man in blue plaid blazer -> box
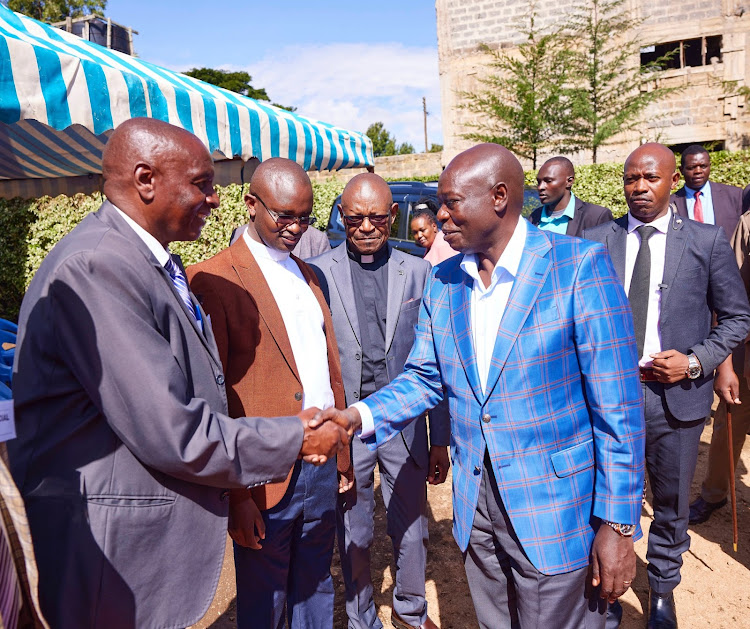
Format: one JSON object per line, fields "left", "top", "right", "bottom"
{"left": 314, "top": 144, "right": 646, "bottom": 629}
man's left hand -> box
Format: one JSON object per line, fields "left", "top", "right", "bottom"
{"left": 589, "top": 524, "right": 636, "bottom": 603}
{"left": 650, "top": 349, "right": 690, "bottom": 383}
{"left": 427, "top": 446, "right": 449, "bottom": 485}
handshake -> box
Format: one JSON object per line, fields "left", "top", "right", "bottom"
{"left": 297, "top": 406, "right": 364, "bottom": 465}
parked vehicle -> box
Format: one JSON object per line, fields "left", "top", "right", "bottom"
{"left": 325, "top": 180, "right": 540, "bottom": 256}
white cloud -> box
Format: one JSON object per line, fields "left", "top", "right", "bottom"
{"left": 241, "top": 43, "right": 443, "bottom": 150}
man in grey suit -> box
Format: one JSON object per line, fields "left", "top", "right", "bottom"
{"left": 7, "top": 118, "right": 347, "bottom": 629}
{"left": 309, "top": 174, "right": 450, "bottom": 629}
{"left": 584, "top": 143, "right": 750, "bottom": 629}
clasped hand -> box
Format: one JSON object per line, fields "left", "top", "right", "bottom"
{"left": 298, "top": 406, "right": 362, "bottom": 466}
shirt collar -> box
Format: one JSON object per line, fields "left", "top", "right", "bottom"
{"left": 346, "top": 242, "right": 389, "bottom": 265}
{"left": 460, "top": 215, "right": 527, "bottom": 288}
{"left": 112, "top": 204, "right": 171, "bottom": 266}
{"left": 540, "top": 193, "right": 576, "bottom": 223}
{"left": 627, "top": 207, "right": 672, "bottom": 235}
{"left": 243, "top": 227, "right": 290, "bottom": 262}
{"left": 684, "top": 181, "right": 711, "bottom": 199}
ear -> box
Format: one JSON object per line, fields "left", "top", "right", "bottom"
{"left": 133, "top": 162, "right": 156, "bottom": 202}
{"left": 566, "top": 175, "right": 574, "bottom": 190}
{"left": 244, "top": 193, "right": 257, "bottom": 220}
{"left": 492, "top": 182, "right": 508, "bottom": 213}
{"left": 671, "top": 170, "right": 680, "bottom": 191}
{"left": 389, "top": 202, "right": 399, "bottom": 219}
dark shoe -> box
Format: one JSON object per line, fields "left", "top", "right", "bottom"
{"left": 391, "top": 610, "right": 439, "bottom": 629}
{"left": 648, "top": 589, "right": 678, "bottom": 629}
{"left": 688, "top": 496, "right": 727, "bottom": 524}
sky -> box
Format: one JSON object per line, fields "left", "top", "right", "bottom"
{"left": 105, "top": 1, "right": 444, "bottom": 149}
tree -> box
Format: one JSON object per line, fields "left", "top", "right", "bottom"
{"left": 365, "top": 122, "right": 414, "bottom": 157}
{"left": 564, "top": 0, "right": 680, "bottom": 163}
{"left": 459, "top": 4, "right": 579, "bottom": 169}
{"left": 184, "top": 67, "right": 296, "bottom": 112}
{"left": 428, "top": 143, "right": 443, "bottom": 153}
{"left": 8, "top": 0, "right": 105, "bottom": 22}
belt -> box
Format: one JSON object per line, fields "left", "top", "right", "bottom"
{"left": 639, "top": 367, "right": 659, "bottom": 382}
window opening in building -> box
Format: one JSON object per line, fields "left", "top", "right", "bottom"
{"left": 640, "top": 35, "right": 722, "bottom": 70}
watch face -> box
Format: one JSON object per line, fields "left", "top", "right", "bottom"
{"left": 688, "top": 365, "right": 701, "bottom": 379}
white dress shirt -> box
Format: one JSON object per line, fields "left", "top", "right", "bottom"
{"left": 624, "top": 209, "right": 672, "bottom": 366}
{"left": 113, "top": 205, "right": 171, "bottom": 266}
{"left": 243, "top": 230, "right": 335, "bottom": 411}
{"left": 357, "top": 216, "right": 527, "bottom": 438}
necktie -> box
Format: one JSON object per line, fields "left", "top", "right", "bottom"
{"left": 628, "top": 225, "right": 657, "bottom": 362}
{"left": 693, "top": 190, "right": 704, "bottom": 223}
{"left": 165, "top": 256, "right": 198, "bottom": 324}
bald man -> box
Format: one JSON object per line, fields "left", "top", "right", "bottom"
{"left": 315, "top": 145, "right": 646, "bottom": 629}
{"left": 187, "top": 158, "right": 351, "bottom": 629}
{"left": 529, "top": 156, "right": 613, "bottom": 237}
{"left": 7, "top": 119, "right": 347, "bottom": 629}
{"left": 585, "top": 143, "right": 750, "bottom": 629}
{"left": 308, "top": 174, "right": 449, "bottom": 629}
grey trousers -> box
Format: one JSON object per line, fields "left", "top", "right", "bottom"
{"left": 337, "top": 435, "right": 429, "bottom": 629}
{"left": 463, "top": 457, "right": 607, "bottom": 629}
{"left": 643, "top": 382, "right": 704, "bottom": 594}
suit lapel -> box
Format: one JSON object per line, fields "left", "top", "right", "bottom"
{"left": 329, "top": 243, "right": 362, "bottom": 347}
{"left": 566, "top": 197, "right": 584, "bottom": 236}
{"left": 449, "top": 268, "right": 483, "bottom": 402}
{"left": 607, "top": 216, "right": 629, "bottom": 284}
{"left": 385, "top": 248, "right": 407, "bottom": 353}
{"left": 230, "top": 240, "right": 301, "bottom": 384}
{"left": 659, "top": 211, "right": 688, "bottom": 321}
{"left": 171, "top": 254, "right": 222, "bottom": 366}
{"left": 97, "top": 202, "right": 222, "bottom": 368}
{"left": 672, "top": 189, "right": 688, "bottom": 219}
{"left": 483, "top": 227, "right": 551, "bottom": 400}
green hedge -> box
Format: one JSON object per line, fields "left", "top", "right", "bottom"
{"left": 2, "top": 149, "right": 750, "bottom": 320}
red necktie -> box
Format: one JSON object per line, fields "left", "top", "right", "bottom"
{"left": 693, "top": 190, "right": 704, "bottom": 223}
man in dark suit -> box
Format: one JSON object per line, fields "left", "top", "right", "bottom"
{"left": 7, "top": 119, "right": 347, "bottom": 629}
{"left": 187, "top": 158, "right": 350, "bottom": 629}
{"left": 529, "top": 156, "right": 613, "bottom": 237}
{"left": 584, "top": 143, "right": 750, "bottom": 629}
{"left": 309, "top": 174, "right": 450, "bottom": 629}
{"left": 671, "top": 144, "right": 744, "bottom": 241}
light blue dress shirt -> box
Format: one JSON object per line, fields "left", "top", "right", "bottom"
{"left": 684, "top": 182, "right": 714, "bottom": 225}
{"left": 538, "top": 193, "right": 576, "bottom": 234}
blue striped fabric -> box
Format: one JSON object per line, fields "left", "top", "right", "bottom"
{"left": 361, "top": 226, "right": 646, "bottom": 576}
{"left": 0, "top": 5, "right": 374, "bottom": 186}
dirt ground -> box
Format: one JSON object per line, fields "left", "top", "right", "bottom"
{"left": 192, "top": 416, "right": 750, "bottom": 629}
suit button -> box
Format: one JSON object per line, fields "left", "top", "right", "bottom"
{"left": 355, "top": 353, "right": 361, "bottom": 360}
{"left": 220, "top": 490, "right": 229, "bottom": 501}
{"left": 474, "top": 465, "right": 481, "bottom": 475}
{"left": 216, "top": 374, "right": 225, "bottom": 385}
{"left": 353, "top": 391, "right": 359, "bottom": 399}
{"left": 482, "top": 413, "right": 491, "bottom": 423}
{"left": 294, "top": 391, "right": 302, "bottom": 401}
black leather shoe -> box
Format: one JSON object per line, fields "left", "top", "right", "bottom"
{"left": 688, "top": 496, "right": 727, "bottom": 524}
{"left": 648, "top": 589, "right": 677, "bottom": 629}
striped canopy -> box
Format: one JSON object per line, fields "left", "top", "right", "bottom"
{"left": 0, "top": 5, "right": 373, "bottom": 197}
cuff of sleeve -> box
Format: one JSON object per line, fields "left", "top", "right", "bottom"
{"left": 352, "top": 401, "right": 375, "bottom": 439}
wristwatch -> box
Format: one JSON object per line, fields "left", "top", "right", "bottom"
{"left": 603, "top": 521, "right": 636, "bottom": 537}
{"left": 686, "top": 353, "right": 702, "bottom": 380}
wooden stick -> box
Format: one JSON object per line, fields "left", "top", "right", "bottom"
{"left": 727, "top": 406, "right": 738, "bottom": 552}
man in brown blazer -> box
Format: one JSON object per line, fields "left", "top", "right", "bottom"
{"left": 187, "top": 158, "right": 350, "bottom": 629}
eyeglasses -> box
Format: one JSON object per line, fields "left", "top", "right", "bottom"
{"left": 341, "top": 213, "right": 391, "bottom": 227}
{"left": 253, "top": 192, "right": 315, "bottom": 227}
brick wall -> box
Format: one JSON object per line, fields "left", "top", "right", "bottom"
{"left": 437, "top": 0, "right": 750, "bottom": 165}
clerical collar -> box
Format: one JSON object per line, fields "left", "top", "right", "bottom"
{"left": 346, "top": 243, "right": 389, "bottom": 265}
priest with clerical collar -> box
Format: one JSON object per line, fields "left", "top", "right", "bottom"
{"left": 309, "top": 174, "right": 449, "bottom": 629}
